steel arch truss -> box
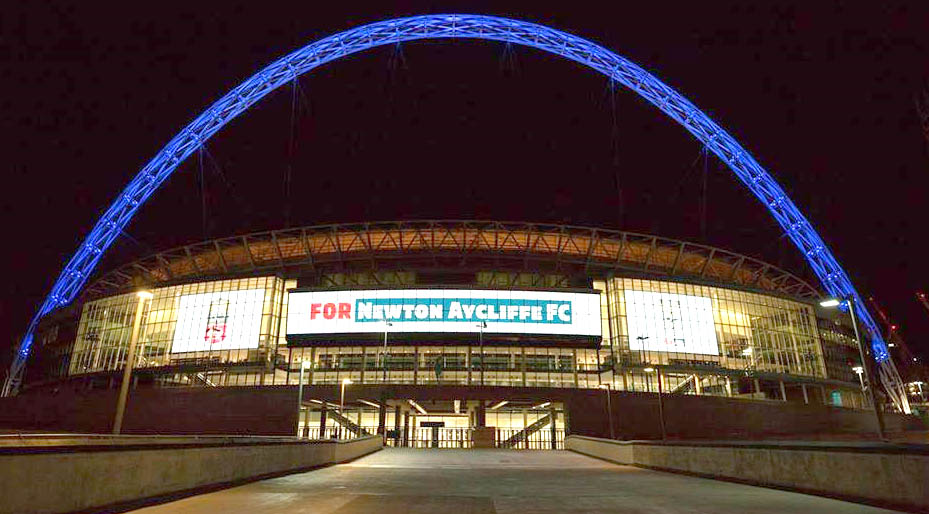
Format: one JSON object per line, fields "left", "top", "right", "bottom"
{"left": 4, "top": 15, "right": 907, "bottom": 410}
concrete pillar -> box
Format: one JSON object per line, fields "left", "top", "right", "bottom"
{"left": 319, "top": 405, "right": 327, "bottom": 438}
{"left": 467, "top": 346, "right": 472, "bottom": 385}
{"left": 413, "top": 346, "right": 419, "bottom": 385}
{"left": 393, "top": 405, "right": 401, "bottom": 446}
{"left": 523, "top": 409, "right": 529, "bottom": 449}
{"left": 377, "top": 398, "right": 387, "bottom": 436}
{"left": 725, "top": 376, "right": 732, "bottom": 397}
{"left": 403, "top": 411, "right": 410, "bottom": 447}
{"left": 550, "top": 408, "right": 558, "bottom": 449}
{"left": 753, "top": 378, "right": 761, "bottom": 398}
{"left": 801, "top": 383, "right": 809, "bottom": 404}
{"left": 302, "top": 407, "right": 310, "bottom": 438}
{"left": 573, "top": 348, "right": 579, "bottom": 387}
{"left": 694, "top": 374, "right": 702, "bottom": 395}
{"left": 360, "top": 346, "right": 366, "bottom": 384}
{"left": 779, "top": 381, "right": 787, "bottom": 402}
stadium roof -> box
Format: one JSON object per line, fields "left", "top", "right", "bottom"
{"left": 83, "top": 220, "right": 819, "bottom": 300}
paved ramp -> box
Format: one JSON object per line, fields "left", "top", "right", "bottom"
{"left": 134, "top": 448, "right": 895, "bottom": 513}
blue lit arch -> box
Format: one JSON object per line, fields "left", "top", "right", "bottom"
{"left": 4, "top": 14, "right": 894, "bottom": 394}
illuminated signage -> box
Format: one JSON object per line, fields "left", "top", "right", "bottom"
{"left": 286, "top": 289, "right": 601, "bottom": 337}
{"left": 624, "top": 290, "right": 719, "bottom": 355}
{"left": 170, "top": 289, "right": 265, "bottom": 353}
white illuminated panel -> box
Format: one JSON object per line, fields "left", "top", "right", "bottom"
{"left": 286, "top": 289, "right": 601, "bottom": 337}
{"left": 170, "top": 289, "right": 265, "bottom": 353}
{"left": 624, "top": 290, "right": 719, "bottom": 355}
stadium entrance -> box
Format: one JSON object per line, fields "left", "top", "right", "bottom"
{"left": 297, "top": 398, "right": 566, "bottom": 449}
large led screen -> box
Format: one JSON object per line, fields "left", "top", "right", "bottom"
{"left": 287, "top": 289, "right": 601, "bottom": 338}
{"left": 170, "top": 289, "right": 265, "bottom": 353}
{"left": 624, "top": 290, "right": 719, "bottom": 355}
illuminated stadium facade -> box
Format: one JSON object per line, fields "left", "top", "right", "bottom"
{"left": 18, "top": 221, "right": 889, "bottom": 447}
{"left": 4, "top": 15, "right": 920, "bottom": 444}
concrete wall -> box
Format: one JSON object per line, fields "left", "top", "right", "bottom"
{"left": 566, "top": 389, "right": 924, "bottom": 440}
{"left": 566, "top": 434, "right": 929, "bottom": 511}
{"left": 0, "top": 434, "right": 381, "bottom": 514}
{"left": 0, "top": 385, "right": 298, "bottom": 435}
{"left": 1, "top": 384, "right": 922, "bottom": 440}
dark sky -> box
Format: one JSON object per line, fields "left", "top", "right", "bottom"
{"left": 2, "top": 2, "right": 929, "bottom": 374}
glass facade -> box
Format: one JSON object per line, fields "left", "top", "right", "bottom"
{"left": 59, "top": 273, "right": 863, "bottom": 406}
{"left": 69, "top": 277, "right": 286, "bottom": 386}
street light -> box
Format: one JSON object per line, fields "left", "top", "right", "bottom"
{"left": 340, "top": 378, "right": 353, "bottom": 415}
{"left": 382, "top": 321, "right": 393, "bottom": 383}
{"left": 477, "top": 321, "right": 487, "bottom": 386}
{"left": 112, "top": 290, "right": 152, "bottom": 435}
{"left": 297, "top": 360, "right": 309, "bottom": 437}
{"left": 820, "top": 297, "right": 886, "bottom": 440}
{"left": 598, "top": 383, "right": 615, "bottom": 439}
{"left": 852, "top": 366, "right": 865, "bottom": 390}
{"left": 643, "top": 366, "right": 666, "bottom": 440}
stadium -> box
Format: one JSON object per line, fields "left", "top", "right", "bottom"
{"left": 6, "top": 220, "right": 920, "bottom": 448}
{"left": 2, "top": 15, "right": 923, "bottom": 448}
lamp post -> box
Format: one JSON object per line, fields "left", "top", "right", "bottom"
{"left": 644, "top": 367, "right": 666, "bottom": 440}
{"left": 382, "top": 321, "right": 393, "bottom": 383}
{"left": 820, "top": 297, "right": 886, "bottom": 441}
{"left": 477, "top": 321, "right": 487, "bottom": 386}
{"left": 297, "top": 360, "right": 309, "bottom": 437}
{"left": 852, "top": 366, "right": 866, "bottom": 392}
{"left": 112, "top": 290, "right": 152, "bottom": 435}
{"left": 598, "top": 383, "right": 615, "bottom": 439}
{"left": 340, "top": 378, "right": 352, "bottom": 414}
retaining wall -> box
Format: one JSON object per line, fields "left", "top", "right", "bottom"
{"left": 0, "top": 434, "right": 381, "bottom": 514}
{"left": 566, "top": 434, "right": 929, "bottom": 511}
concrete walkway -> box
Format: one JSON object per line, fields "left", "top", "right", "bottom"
{"left": 133, "top": 448, "right": 898, "bottom": 513}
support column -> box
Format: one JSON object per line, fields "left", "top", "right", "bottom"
{"left": 550, "top": 408, "right": 558, "bottom": 449}
{"left": 360, "top": 346, "right": 366, "bottom": 384}
{"left": 572, "top": 348, "right": 579, "bottom": 387}
{"left": 725, "top": 376, "right": 732, "bottom": 397}
{"left": 377, "top": 397, "right": 387, "bottom": 436}
{"left": 476, "top": 401, "right": 486, "bottom": 427}
{"left": 319, "top": 405, "right": 327, "bottom": 438}
{"left": 403, "top": 411, "right": 410, "bottom": 447}
{"left": 393, "top": 405, "right": 401, "bottom": 446}
{"left": 779, "top": 380, "right": 787, "bottom": 402}
{"left": 753, "top": 378, "right": 761, "bottom": 398}
{"left": 694, "top": 374, "right": 702, "bottom": 395}
{"left": 801, "top": 383, "right": 809, "bottom": 404}
{"left": 413, "top": 346, "right": 419, "bottom": 385}
{"left": 302, "top": 406, "right": 310, "bottom": 438}
{"left": 523, "top": 408, "right": 529, "bottom": 449}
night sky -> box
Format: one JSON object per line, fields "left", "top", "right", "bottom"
{"left": 2, "top": 2, "right": 928, "bottom": 375}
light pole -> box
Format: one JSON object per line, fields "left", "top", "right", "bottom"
{"left": 598, "top": 383, "right": 615, "bottom": 439}
{"left": 644, "top": 367, "right": 666, "bottom": 440}
{"left": 340, "top": 378, "right": 352, "bottom": 415}
{"left": 297, "top": 360, "right": 309, "bottom": 437}
{"left": 112, "top": 290, "right": 152, "bottom": 435}
{"left": 382, "top": 321, "right": 393, "bottom": 383}
{"left": 853, "top": 366, "right": 866, "bottom": 392}
{"left": 820, "top": 297, "right": 886, "bottom": 441}
{"left": 477, "top": 321, "right": 487, "bottom": 386}
{"left": 339, "top": 377, "right": 352, "bottom": 440}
